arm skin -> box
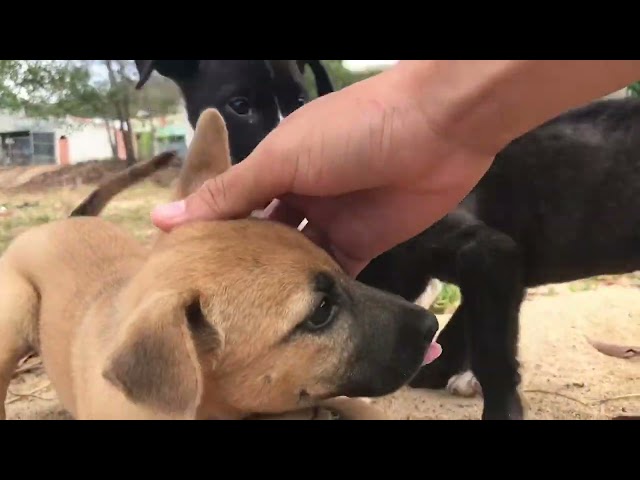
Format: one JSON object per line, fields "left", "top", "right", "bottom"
{"left": 151, "top": 60, "right": 640, "bottom": 276}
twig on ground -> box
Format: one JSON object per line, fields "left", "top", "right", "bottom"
{"left": 598, "top": 393, "right": 640, "bottom": 404}
{"left": 12, "top": 358, "right": 43, "bottom": 378}
{"left": 585, "top": 336, "right": 640, "bottom": 359}
{"left": 523, "top": 389, "right": 591, "bottom": 407}
{"left": 523, "top": 389, "right": 640, "bottom": 418}
{"left": 5, "top": 383, "right": 54, "bottom": 405}
{"left": 17, "top": 353, "right": 38, "bottom": 367}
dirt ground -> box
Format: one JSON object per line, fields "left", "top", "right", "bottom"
{"left": 1, "top": 163, "right": 639, "bottom": 420}
{"left": 5, "top": 284, "right": 639, "bottom": 420}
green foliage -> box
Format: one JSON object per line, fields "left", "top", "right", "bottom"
{"left": 0, "top": 60, "right": 182, "bottom": 121}
{"left": 303, "top": 60, "right": 384, "bottom": 98}
{"left": 627, "top": 81, "right": 640, "bottom": 97}
{"left": 60, "top": 60, "right": 181, "bottom": 121}
{"left": 0, "top": 60, "right": 96, "bottom": 117}
{"left": 135, "top": 75, "right": 183, "bottom": 118}
{"left": 429, "top": 283, "right": 462, "bottom": 314}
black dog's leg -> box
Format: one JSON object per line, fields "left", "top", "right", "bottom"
{"left": 457, "top": 231, "right": 525, "bottom": 419}
{"left": 406, "top": 222, "right": 524, "bottom": 419}
{"left": 359, "top": 212, "right": 524, "bottom": 418}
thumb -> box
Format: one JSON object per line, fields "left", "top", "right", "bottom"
{"left": 151, "top": 158, "right": 290, "bottom": 231}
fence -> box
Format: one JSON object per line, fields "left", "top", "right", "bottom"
{"left": 0, "top": 131, "right": 56, "bottom": 166}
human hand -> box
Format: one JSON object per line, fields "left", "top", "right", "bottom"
{"left": 151, "top": 62, "right": 495, "bottom": 276}
{"left": 151, "top": 60, "right": 640, "bottom": 276}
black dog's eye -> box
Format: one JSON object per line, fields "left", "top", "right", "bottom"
{"left": 303, "top": 296, "right": 337, "bottom": 332}
{"left": 228, "top": 97, "right": 251, "bottom": 115}
{"left": 297, "top": 95, "right": 306, "bottom": 107}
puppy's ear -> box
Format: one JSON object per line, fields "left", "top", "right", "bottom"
{"left": 173, "top": 108, "right": 232, "bottom": 200}
{"left": 134, "top": 60, "right": 200, "bottom": 89}
{"left": 102, "top": 291, "right": 220, "bottom": 417}
{"left": 298, "top": 60, "right": 334, "bottom": 97}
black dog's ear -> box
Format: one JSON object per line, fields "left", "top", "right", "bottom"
{"left": 134, "top": 60, "right": 200, "bottom": 89}
{"left": 134, "top": 60, "right": 156, "bottom": 89}
{"left": 297, "top": 60, "right": 334, "bottom": 97}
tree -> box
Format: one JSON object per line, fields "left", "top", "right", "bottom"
{"left": 85, "top": 60, "right": 182, "bottom": 163}
{"left": 71, "top": 60, "right": 181, "bottom": 165}
{"left": 303, "top": 60, "right": 384, "bottom": 98}
{"left": 0, "top": 60, "right": 96, "bottom": 117}
{"left": 628, "top": 81, "right": 640, "bottom": 97}
{"left": 0, "top": 60, "right": 183, "bottom": 165}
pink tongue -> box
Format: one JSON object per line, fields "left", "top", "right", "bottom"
{"left": 422, "top": 342, "right": 442, "bottom": 366}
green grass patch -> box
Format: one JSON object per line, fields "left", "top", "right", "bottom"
{"left": 429, "top": 282, "right": 461, "bottom": 314}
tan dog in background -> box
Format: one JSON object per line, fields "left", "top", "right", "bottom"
{"left": 0, "top": 108, "right": 441, "bottom": 420}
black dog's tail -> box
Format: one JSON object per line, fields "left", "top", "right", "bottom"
{"left": 69, "top": 151, "right": 178, "bottom": 217}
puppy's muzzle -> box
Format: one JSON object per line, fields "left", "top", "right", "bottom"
{"left": 337, "top": 283, "right": 440, "bottom": 398}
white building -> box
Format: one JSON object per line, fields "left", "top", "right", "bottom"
{"left": 0, "top": 104, "right": 193, "bottom": 166}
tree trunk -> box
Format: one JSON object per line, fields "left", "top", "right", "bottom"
{"left": 105, "top": 59, "right": 136, "bottom": 165}
{"left": 123, "top": 117, "right": 136, "bottom": 166}
{"left": 117, "top": 60, "right": 137, "bottom": 166}
{"left": 103, "top": 117, "right": 118, "bottom": 158}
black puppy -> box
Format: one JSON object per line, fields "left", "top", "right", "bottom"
{"left": 134, "top": 60, "right": 333, "bottom": 163}
{"left": 357, "top": 96, "right": 640, "bottom": 420}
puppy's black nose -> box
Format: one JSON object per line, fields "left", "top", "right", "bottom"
{"left": 419, "top": 309, "right": 439, "bottom": 344}
{"left": 402, "top": 304, "right": 439, "bottom": 344}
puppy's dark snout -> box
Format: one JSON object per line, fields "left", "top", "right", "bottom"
{"left": 338, "top": 282, "right": 442, "bottom": 398}
{"left": 405, "top": 305, "right": 439, "bottom": 344}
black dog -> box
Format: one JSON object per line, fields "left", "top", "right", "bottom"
{"left": 357, "top": 96, "right": 640, "bottom": 420}
{"left": 134, "top": 60, "right": 333, "bottom": 163}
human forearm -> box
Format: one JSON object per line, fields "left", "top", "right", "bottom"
{"left": 393, "top": 60, "right": 640, "bottom": 156}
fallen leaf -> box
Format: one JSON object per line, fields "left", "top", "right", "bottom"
{"left": 586, "top": 337, "right": 640, "bottom": 359}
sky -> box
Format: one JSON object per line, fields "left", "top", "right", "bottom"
{"left": 343, "top": 60, "right": 398, "bottom": 71}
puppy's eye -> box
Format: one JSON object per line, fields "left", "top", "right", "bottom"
{"left": 228, "top": 97, "right": 252, "bottom": 115}
{"left": 303, "top": 296, "right": 337, "bottom": 332}
{"left": 297, "top": 95, "right": 306, "bottom": 107}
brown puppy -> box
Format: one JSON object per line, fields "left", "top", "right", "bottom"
{"left": 67, "top": 136, "right": 395, "bottom": 421}
{"left": 0, "top": 109, "right": 440, "bottom": 420}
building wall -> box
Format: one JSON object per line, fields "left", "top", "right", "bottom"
{"left": 59, "top": 123, "right": 114, "bottom": 164}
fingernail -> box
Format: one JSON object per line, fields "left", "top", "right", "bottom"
{"left": 152, "top": 200, "right": 186, "bottom": 220}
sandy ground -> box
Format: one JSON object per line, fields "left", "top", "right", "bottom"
{"left": 6, "top": 283, "right": 639, "bottom": 421}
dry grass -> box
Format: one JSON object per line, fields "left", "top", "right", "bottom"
{"left": 0, "top": 182, "right": 172, "bottom": 253}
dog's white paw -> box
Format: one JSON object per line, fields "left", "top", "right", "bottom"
{"left": 416, "top": 279, "right": 443, "bottom": 309}
{"left": 446, "top": 370, "right": 482, "bottom": 398}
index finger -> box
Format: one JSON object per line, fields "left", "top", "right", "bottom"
{"left": 151, "top": 149, "right": 294, "bottom": 231}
